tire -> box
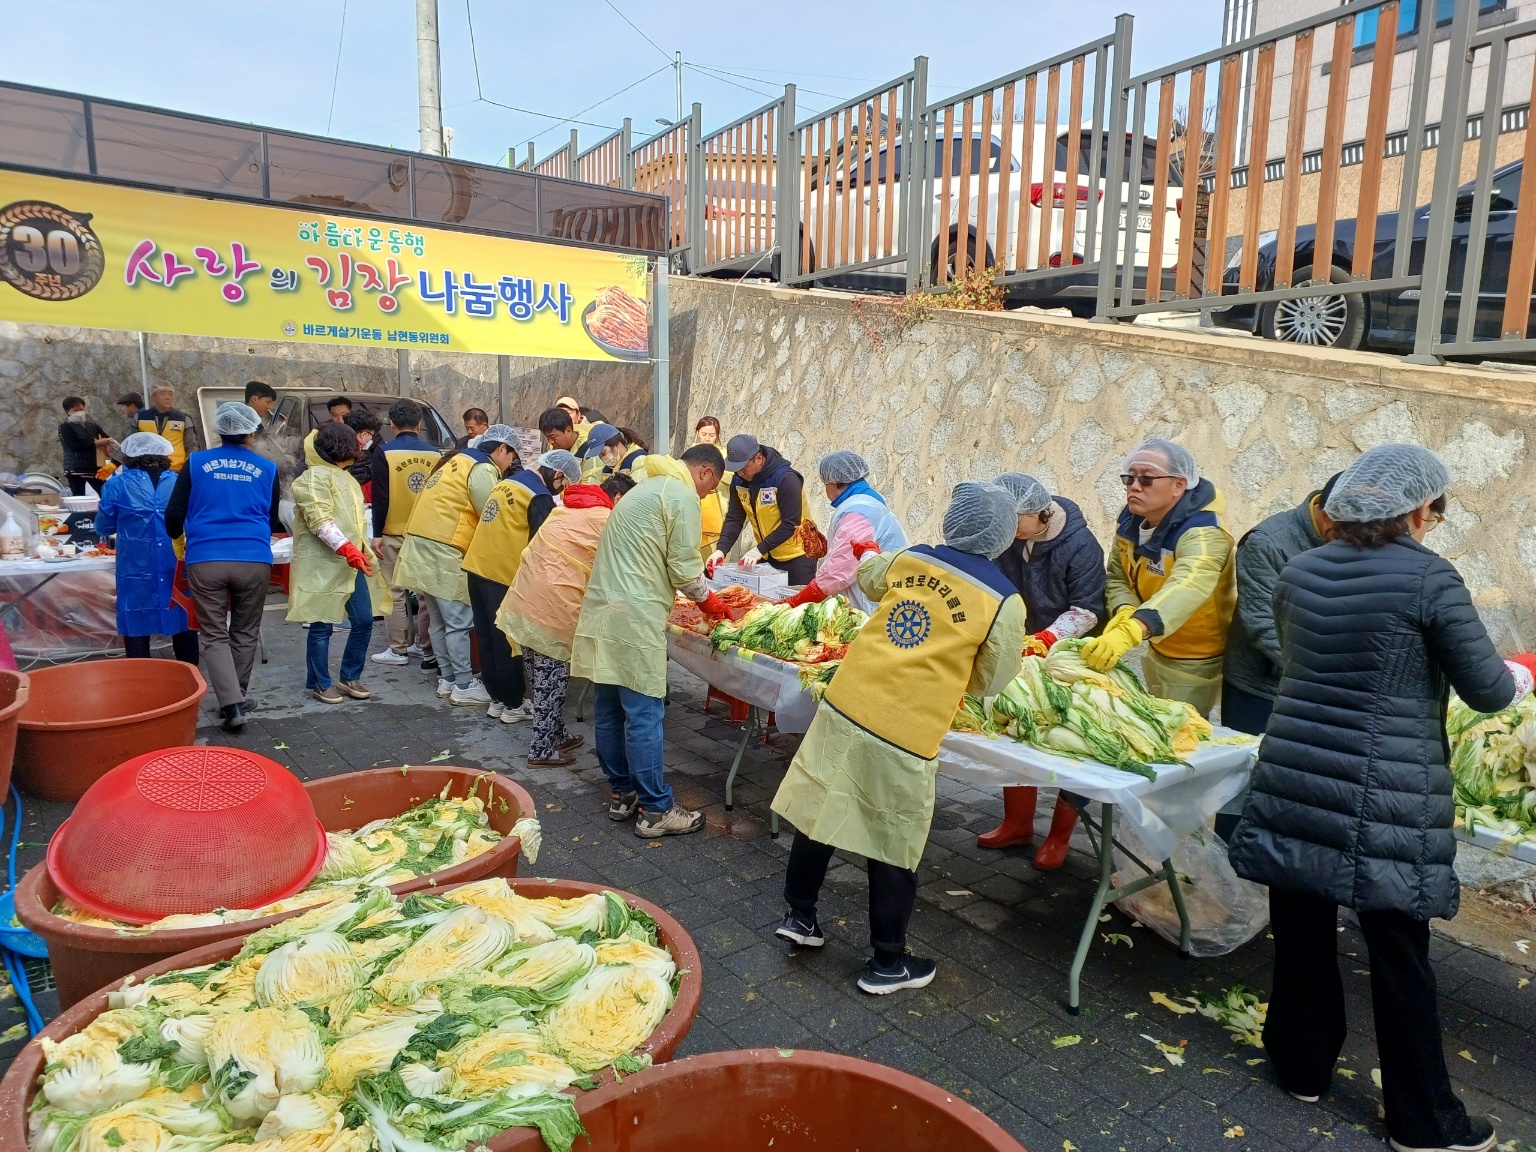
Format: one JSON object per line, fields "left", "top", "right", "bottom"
{"left": 930, "top": 228, "right": 992, "bottom": 285}
{"left": 1259, "top": 264, "right": 1367, "bottom": 350}
{"left": 771, "top": 229, "right": 814, "bottom": 283}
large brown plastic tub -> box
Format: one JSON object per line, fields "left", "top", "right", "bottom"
{"left": 16, "top": 766, "right": 536, "bottom": 1009}
{"left": 0, "top": 877, "right": 699, "bottom": 1152}
{"left": 0, "top": 671, "right": 29, "bottom": 798}
{"left": 488, "top": 1049, "right": 1029, "bottom": 1151}
{"left": 12, "top": 659, "right": 205, "bottom": 802}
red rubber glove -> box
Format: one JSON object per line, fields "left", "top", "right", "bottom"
{"left": 338, "top": 542, "right": 373, "bottom": 576}
{"left": 1021, "top": 629, "right": 1059, "bottom": 659}
{"left": 781, "top": 580, "right": 825, "bottom": 608}
{"left": 850, "top": 539, "right": 881, "bottom": 560}
{"left": 698, "top": 591, "right": 731, "bottom": 622}
{"left": 1510, "top": 653, "right": 1536, "bottom": 679}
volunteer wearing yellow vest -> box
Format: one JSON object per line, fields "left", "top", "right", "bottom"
{"left": 462, "top": 459, "right": 555, "bottom": 724}
{"left": 139, "top": 385, "right": 200, "bottom": 471}
{"left": 709, "top": 434, "right": 817, "bottom": 585}
{"left": 693, "top": 418, "right": 729, "bottom": 562}
{"left": 771, "top": 482, "right": 1026, "bottom": 995}
{"left": 392, "top": 426, "right": 520, "bottom": 706}
{"left": 556, "top": 396, "right": 592, "bottom": 454}
{"left": 367, "top": 400, "right": 441, "bottom": 665}
{"left": 1082, "top": 437, "right": 1236, "bottom": 717}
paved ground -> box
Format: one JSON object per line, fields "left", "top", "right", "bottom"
{"left": 5, "top": 605, "right": 1536, "bottom": 1152}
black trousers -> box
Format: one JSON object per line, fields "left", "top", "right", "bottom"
{"left": 767, "top": 555, "right": 818, "bottom": 585}
{"left": 466, "top": 572, "right": 524, "bottom": 707}
{"left": 784, "top": 833, "right": 918, "bottom": 964}
{"left": 124, "top": 631, "right": 200, "bottom": 664}
{"left": 1264, "top": 888, "right": 1473, "bottom": 1149}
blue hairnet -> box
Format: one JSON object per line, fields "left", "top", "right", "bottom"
{"left": 994, "top": 472, "right": 1051, "bottom": 514}
{"left": 942, "top": 481, "right": 1018, "bottom": 559}
{"left": 1324, "top": 443, "right": 1449, "bottom": 522}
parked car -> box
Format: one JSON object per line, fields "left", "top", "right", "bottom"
{"left": 1216, "top": 159, "right": 1529, "bottom": 354}
{"left": 195, "top": 386, "right": 455, "bottom": 452}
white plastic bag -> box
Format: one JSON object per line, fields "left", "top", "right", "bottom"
{"left": 1111, "top": 818, "right": 1269, "bottom": 958}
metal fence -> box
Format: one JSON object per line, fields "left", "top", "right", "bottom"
{"left": 532, "top": 131, "right": 579, "bottom": 180}
{"left": 576, "top": 121, "right": 632, "bottom": 189}
{"left": 630, "top": 111, "right": 697, "bottom": 264}
{"left": 693, "top": 90, "right": 793, "bottom": 277}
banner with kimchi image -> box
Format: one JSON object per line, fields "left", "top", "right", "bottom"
{"left": 0, "top": 169, "right": 651, "bottom": 362}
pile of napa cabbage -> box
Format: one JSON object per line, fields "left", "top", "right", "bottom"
{"left": 950, "top": 640, "right": 1223, "bottom": 779}
{"left": 707, "top": 596, "right": 867, "bottom": 663}
{"left": 54, "top": 785, "right": 541, "bottom": 932}
{"left": 29, "top": 881, "right": 679, "bottom": 1152}
{"left": 1448, "top": 692, "right": 1536, "bottom": 844}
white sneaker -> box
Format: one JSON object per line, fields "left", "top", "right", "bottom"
{"left": 451, "top": 679, "right": 492, "bottom": 706}
{"left": 487, "top": 701, "right": 506, "bottom": 719}
{"left": 500, "top": 702, "right": 534, "bottom": 725}
{"left": 370, "top": 649, "right": 409, "bottom": 666}
{"left": 435, "top": 678, "right": 453, "bottom": 698}
{"left": 406, "top": 644, "right": 426, "bottom": 657}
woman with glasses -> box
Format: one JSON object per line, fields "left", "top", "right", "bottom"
{"left": 1080, "top": 437, "right": 1235, "bottom": 716}
{"left": 1227, "top": 444, "right": 1528, "bottom": 1152}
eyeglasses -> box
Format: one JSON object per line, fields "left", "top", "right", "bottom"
{"left": 1120, "top": 473, "right": 1176, "bottom": 488}
{"left": 1427, "top": 511, "right": 1446, "bottom": 526}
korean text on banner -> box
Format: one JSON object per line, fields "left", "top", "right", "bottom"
{"left": 0, "top": 170, "right": 651, "bottom": 362}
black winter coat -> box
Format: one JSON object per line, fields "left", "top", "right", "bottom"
{"left": 995, "top": 497, "right": 1107, "bottom": 634}
{"left": 1227, "top": 538, "right": 1514, "bottom": 920}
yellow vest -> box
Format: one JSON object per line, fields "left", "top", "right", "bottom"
{"left": 826, "top": 545, "right": 1014, "bottom": 759}
{"left": 379, "top": 442, "right": 440, "bottom": 535}
{"left": 1113, "top": 510, "right": 1235, "bottom": 662}
{"left": 139, "top": 413, "right": 189, "bottom": 471}
{"left": 462, "top": 470, "right": 549, "bottom": 586}
{"left": 734, "top": 469, "right": 813, "bottom": 562}
{"left": 405, "top": 449, "right": 490, "bottom": 554}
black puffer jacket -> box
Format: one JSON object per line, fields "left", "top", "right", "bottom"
{"left": 1227, "top": 538, "right": 1514, "bottom": 920}
{"left": 995, "top": 497, "right": 1107, "bottom": 634}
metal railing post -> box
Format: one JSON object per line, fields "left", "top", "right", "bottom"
{"left": 652, "top": 257, "right": 670, "bottom": 454}
{"left": 777, "top": 84, "right": 798, "bottom": 284}
{"left": 1092, "top": 13, "right": 1135, "bottom": 323}
{"left": 686, "top": 102, "right": 704, "bottom": 273}
{"left": 621, "top": 118, "right": 634, "bottom": 188}
{"left": 525, "top": 143, "right": 535, "bottom": 170}
{"left": 1408, "top": 0, "right": 1477, "bottom": 363}
{"left": 905, "top": 56, "right": 929, "bottom": 293}
{"left": 568, "top": 129, "right": 579, "bottom": 180}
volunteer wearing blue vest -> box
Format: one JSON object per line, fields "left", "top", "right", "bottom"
{"left": 772, "top": 483, "right": 1027, "bottom": 994}
{"left": 780, "top": 451, "right": 908, "bottom": 612}
{"left": 709, "top": 434, "right": 818, "bottom": 586}
{"left": 163, "top": 402, "right": 283, "bottom": 733}
{"left": 462, "top": 445, "right": 555, "bottom": 723}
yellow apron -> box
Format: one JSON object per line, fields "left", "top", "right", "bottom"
{"left": 378, "top": 443, "right": 441, "bottom": 536}
{"left": 462, "top": 470, "right": 550, "bottom": 587}
{"left": 734, "top": 471, "right": 813, "bottom": 562}
{"left": 405, "top": 449, "right": 491, "bottom": 555}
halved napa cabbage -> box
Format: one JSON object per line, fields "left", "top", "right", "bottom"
{"left": 490, "top": 939, "right": 595, "bottom": 1003}
{"left": 255, "top": 933, "right": 365, "bottom": 1008}
{"left": 537, "top": 964, "right": 674, "bottom": 1072}
{"left": 37, "top": 1037, "right": 157, "bottom": 1114}
{"left": 372, "top": 906, "right": 515, "bottom": 1003}
{"left": 445, "top": 1028, "right": 578, "bottom": 1097}
{"left": 440, "top": 881, "right": 556, "bottom": 944}
{"left": 203, "top": 1008, "right": 326, "bottom": 1123}
{"left": 593, "top": 938, "right": 676, "bottom": 982}
{"left": 323, "top": 1016, "right": 427, "bottom": 1093}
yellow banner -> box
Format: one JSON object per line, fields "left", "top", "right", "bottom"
{"left": 0, "top": 169, "right": 652, "bottom": 362}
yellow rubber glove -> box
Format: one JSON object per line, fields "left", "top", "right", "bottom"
{"left": 1080, "top": 606, "right": 1147, "bottom": 672}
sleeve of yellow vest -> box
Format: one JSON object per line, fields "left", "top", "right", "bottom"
{"left": 853, "top": 550, "right": 898, "bottom": 603}
{"left": 968, "top": 595, "right": 1028, "bottom": 697}
{"left": 664, "top": 479, "right": 707, "bottom": 592}
{"left": 468, "top": 462, "right": 499, "bottom": 515}
{"left": 1134, "top": 525, "right": 1234, "bottom": 638}
{"left": 1104, "top": 547, "right": 1139, "bottom": 616}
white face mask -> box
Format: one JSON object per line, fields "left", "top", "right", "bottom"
{"left": 68, "top": 411, "right": 87, "bottom": 423}
{"left": 358, "top": 434, "right": 374, "bottom": 450}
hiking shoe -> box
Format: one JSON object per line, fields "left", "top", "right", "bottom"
{"left": 451, "top": 679, "right": 492, "bottom": 706}
{"left": 635, "top": 806, "right": 705, "bottom": 838}
{"left": 500, "top": 702, "right": 534, "bottom": 724}
{"left": 557, "top": 734, "right": 585, "bottom": 752}
{"left": 370, "top": 648, "right": 409, "bottom": 666}
{"left": 857, "top": 954, "right": 937, "bottom": 995}
{"left": 487, "top": 701, "right": 506, "bottom": 719}
{"left": 420, "top": 655, "right": 440, "bottom": 672}
{"left": 311, "top": 686, "right": 344, "bottom": 705}
{"left": 1389, "top": 1117, "right": 1496, "bottom": 1152}
{"left": 527, "top": 753, "right": 577, "bottom": 768}
{"left": 607, "top": 791, "right": 639, "bottom": 821}
{"left": 435, "top": 677, "right": 453, "bottom": 699}
{"left": 774, "top": 912, "right": 825, "bottom": 948}
{"left": 337, "top": 680, "right": 370, "bottom": 700}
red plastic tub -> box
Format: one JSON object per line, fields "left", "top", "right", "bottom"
{"left": 0, "top": 670, "right": 29, "bottom": 798}
{"left": 487, "top": 1049, "right": 1029, "bottom": 1151}
{"left": 15, "top": 766, "right": 535, "bottom": 1009}
{"left": 12, "top": 659, "right": 205, "bottom": 802}
{"left": 0, "top": 878, "right": 699, "bottom": 1152}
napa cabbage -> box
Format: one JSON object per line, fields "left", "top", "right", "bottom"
{"left": 537, "top": 964, "right": 673, "bottom": 1072}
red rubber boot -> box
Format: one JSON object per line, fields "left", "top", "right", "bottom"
{"left": 976, "top": 786, "right": 1038, "bottom": 849}
{"left": 1031, "top": 796, "right": 1080, "bottom": 871}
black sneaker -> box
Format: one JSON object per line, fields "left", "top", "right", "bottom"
{"left": 420, "top": 655, "right": 440, "bottom": 672}
{"left": 1389, "top": 1116, "right": 1496, "bottom": 1152}
{"left": 219, "top": 703, "right": 247, "bottom": 733}
{"left": 607, "top": 791, "right": 639, "bottom": 822}
{"left": 857, "top": 954, "right": 937, "bottom": 995}
{"left": 774, "top": 912, "right": 825, "bottom": 948}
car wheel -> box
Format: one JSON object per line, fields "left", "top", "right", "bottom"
{"left": 771, "top": 229, "right": 814, "bottom": 283}
{"left": 1259, "top": 264, "right": 1367, "bottom": 350}
{"left": 930, "top": 229, "right": 991, "bottom": 285}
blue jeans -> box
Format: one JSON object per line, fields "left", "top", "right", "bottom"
{"left": 306, "top": 570, "right": 373, "bottom": 690}
{"left": 593, "top": 683, "right": 671, "bottom": 812}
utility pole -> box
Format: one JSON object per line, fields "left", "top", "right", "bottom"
{"left": 674, "top": 51, "right": 683, "bottom": 124}
{"left": 416, "top": 0, "right": 445, "bottom": 156}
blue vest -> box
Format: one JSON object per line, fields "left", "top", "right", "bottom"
{"left": 829, "top": 488, "right": 910, "bottom": 613}
{"left": 184, "top": 445, "right": 276, "bottom": 565}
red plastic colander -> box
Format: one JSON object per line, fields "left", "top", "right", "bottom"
{"left": 46, "top": 746, "right": 328, "bottom": 925}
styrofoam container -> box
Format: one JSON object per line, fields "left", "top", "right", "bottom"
{"left": 708, "top": 563, "right": 789, "bottom": 597}
{"left": 60, "top": 495, "right": 98, "bottom": 513}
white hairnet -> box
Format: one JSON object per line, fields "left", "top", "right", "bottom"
{"left": 994, "top": 472, "right": 1051, "bottom": 514}
{"left": 120, "top": 432, "right": 174, "bottom": 458}
{"left": 477, "top": 423, "right": 518, "bottom": 449}
{"left": 818, "top": 450, "right": 870, "bottom": 485}
{"left": 1323, "top": 443, "right": 1449, "bottom": 523}
{"left": 214, "top": 402, "right": 261, "bottom": 436}
{"left": 1122, "top": 437, "right": 1199, "bottom": 485}
{"left": 942, "top": 481, "right": 1018, "bottom": 559}
{"left": 538, "top": 449, "right": 581, "bottom": 481}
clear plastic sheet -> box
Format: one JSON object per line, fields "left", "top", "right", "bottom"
{"left": 1110, "top": 818, "right": 1271, "bottom": 957}
{"left": 667, "top": 627, "right": 818, "bottom": 733}
{"left": 0, "top": 560, "right": 121, "bottom": 666}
